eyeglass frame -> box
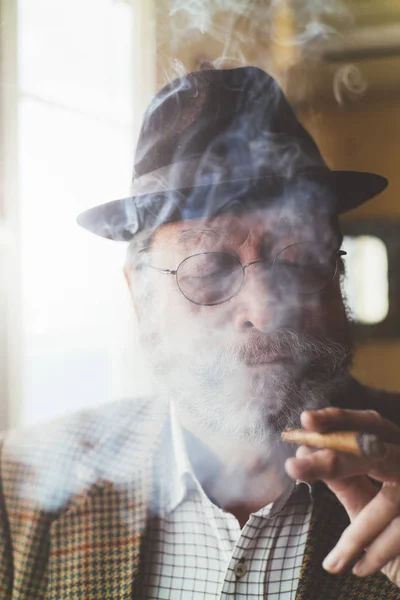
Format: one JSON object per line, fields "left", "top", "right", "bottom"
{"left": 145, "top": 243, "right": 347, "bottom": 307}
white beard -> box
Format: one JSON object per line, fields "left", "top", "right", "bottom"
{"left": 141, "top": 321, "right": 352, "bottom": 450}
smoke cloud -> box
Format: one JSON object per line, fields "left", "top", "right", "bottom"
{"left": 159, "top": 0, "right": 353, "bottom": 85}
{"left": 333, "top": 63, "right": 368, "bottom": 105}
{"left": 13, "top": 1, "right": 362, "bottom": 518}
{"left": 158, "top": 0, "right": 362, "bottom": 109}
{"left": 166, "top": 0, "right": 350, "bottom": 46}
{"left": 130, "top": 200, "right": 353, "bottom": 445}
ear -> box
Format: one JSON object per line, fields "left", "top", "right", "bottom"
{"left": 123, "top": 266, "right": 132, "bottom": 289}
{"left": 123, "top": 266, "right": 142, "bottom": 317}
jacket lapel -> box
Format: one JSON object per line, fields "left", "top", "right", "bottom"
{"left": 296, "top": 483, "right": 400, "bottom": 600}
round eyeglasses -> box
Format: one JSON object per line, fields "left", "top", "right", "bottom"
{"left": 146, "top": 242, "right": 347, "bottom": 306}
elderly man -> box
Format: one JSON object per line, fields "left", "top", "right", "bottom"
{"left": 1, "top": 66, "right": 400, "bottom": 599}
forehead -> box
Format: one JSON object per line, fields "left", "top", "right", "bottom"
{"left": 152, "top": 205, "right": 339, "bottom": 250}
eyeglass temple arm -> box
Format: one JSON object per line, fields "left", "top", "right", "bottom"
{"left": 146, "top": 264, "right": 177, "bottom": 275}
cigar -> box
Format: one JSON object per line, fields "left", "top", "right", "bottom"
{"left": 281, "top": 429, "right": 386, "bottom": 458}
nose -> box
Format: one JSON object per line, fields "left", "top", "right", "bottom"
{"left": 232, "top": 263, "right": 276, "bottom": 333}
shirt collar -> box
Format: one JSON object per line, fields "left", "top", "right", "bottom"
{"left": 164, "top": 402, "right": 314, "bottom": 516}
{"left": 163, "top": 402, "right": 201, "bottom": 514}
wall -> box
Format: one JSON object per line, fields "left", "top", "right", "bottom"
{"left": 304, "top": 97, "right": 400, "bottom": 391}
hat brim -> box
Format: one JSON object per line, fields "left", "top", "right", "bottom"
{"left": 77, "top": 170, "right": 388, "bottom": 241}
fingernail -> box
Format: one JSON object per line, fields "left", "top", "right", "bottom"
{"left": 352, "top": 562, "right": 367, "bottom": 577}
{"left": 323, "top": 552, "right": 343, "bottom": 573}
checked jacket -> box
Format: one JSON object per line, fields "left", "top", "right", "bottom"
{"left": 1, "top": 381, "right": 400, "bottom": 599}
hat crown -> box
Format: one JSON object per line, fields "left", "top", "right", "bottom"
{"left": 76, "top": 66, "right": 387, "bottom": 241}
{"left": 134, "top": 66, "right": 326, "bottom": 181}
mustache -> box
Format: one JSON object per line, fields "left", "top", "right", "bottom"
{"left": 230, "top": 329, "right": 352, "bottom": 370}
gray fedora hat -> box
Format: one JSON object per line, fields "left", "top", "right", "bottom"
{"left": 77, "top": 66, "right": 388, "bottom": 241}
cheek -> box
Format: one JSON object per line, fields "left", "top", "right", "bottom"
{"left": 302, "top": 287, "right": 348, "bottom": 338}
{"left": 153, "top": 287, "right": 236, "bottom": 343}
{"left": 142, "top": 273, "right": 204, "bottom": 335}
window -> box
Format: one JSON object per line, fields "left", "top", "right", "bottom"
{"left": 340, "top": 220, "right": 400, "bottom": 340}
{"left": 342, "top": 235, "right": 389, "bottom": 324}
{"left": 2, "top": 0, "right": 155, "bottom": 426}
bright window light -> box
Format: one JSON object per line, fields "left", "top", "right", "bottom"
{"left": 342, "top": 235, "right": 389, "bottom": 325}
{"left": 16, "top": 0, "right": 153, "bottom": 426}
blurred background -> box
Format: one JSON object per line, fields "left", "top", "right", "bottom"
{"left": 1, "top": 0, "right": 400, "bottom": 429}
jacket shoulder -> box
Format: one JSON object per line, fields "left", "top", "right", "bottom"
{"left": 0, "top": 396, "right": 165, "bottom": 512}
{"left": 348, "top": 380, "right": 400, "bottom": 428}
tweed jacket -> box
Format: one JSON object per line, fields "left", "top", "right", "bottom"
{"left": 1, "top": 381, "right": 400, "bottom": 600}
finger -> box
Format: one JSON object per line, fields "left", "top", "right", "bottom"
{"left": 382, "top": 556, "right": 400, "bottom": 588}
{"left": 366, "top": 442, "right": 400, "bottom": 483}
{"left": 323, "top": 484, "right": 400, "bottom": 574}
{"left": 300, "top": 408, "right": 400, "bottom": 443}
{"left": 352, "top": 518, "right": 400, "bottom": 581}
{"left": 287, "top": 444, "right": 400, "bottom": 484}
{"left": 285, "top": 448, "right": 369, "bottom": 482}
{"left": 296, "top": 445, "right": 315, "bottom": 458}
{"left": 287, "top": 450, "right": 379, "bottom": 516}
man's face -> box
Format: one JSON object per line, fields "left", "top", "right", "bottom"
{"left": 128, "top": 203, "right": 353, "bottom": 450}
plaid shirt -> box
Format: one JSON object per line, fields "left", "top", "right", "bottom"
{"left": 138, "top": 405, "right": 314, "bottom": 599}
{"left": 0, "top": 387, "right": 400, "bottom": 599}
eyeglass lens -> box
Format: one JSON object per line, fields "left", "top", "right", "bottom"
{"left": 176, "top": 243, "right": 338, "bottom": 306}
{"left": 272, "top": 243, "right": 337, "bottom": 295}
{"left": 177, "top": 253, "right": 244, "bottom": 305}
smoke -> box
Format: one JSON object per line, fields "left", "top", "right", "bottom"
{"left": 129, "top": 200, "right": 353, "bottom": 457}
{"left": 6, "top": 396, "right": 169, "bottom": 512}
{"left": 333, "top": 64, "right": 368, "bottom": 105}
{"left": 157, "top": 0, "right": 363, "bottom": 111}
{"left": 13, "top": 3, "right": 363, "bottom": 518}
{"left": 159, "top": 0, "right": 352, "bottom": 84}
{"left": 168, "top": 330, "right": 350, "bottom": 442}
{"left": 73, "top": 41, "right": 361, "bottom": 515}
{"left": 123, "top": 196, "right": 355, "bottom": 508}
{"left": 120, "top": 62, "right": 354, "bottom": 482}
{"left": 169, "top": 0, "right": 257, "bottom": 35}
{"left": 166, "top": 0, "right": 350, "bottom": 45}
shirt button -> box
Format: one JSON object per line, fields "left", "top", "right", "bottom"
{"left": 235, "top": 559, "right": 247, "bottom": 579}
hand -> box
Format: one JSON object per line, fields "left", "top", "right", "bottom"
{"left": 284, "top": 407, "right": 400, "bottom": 586}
